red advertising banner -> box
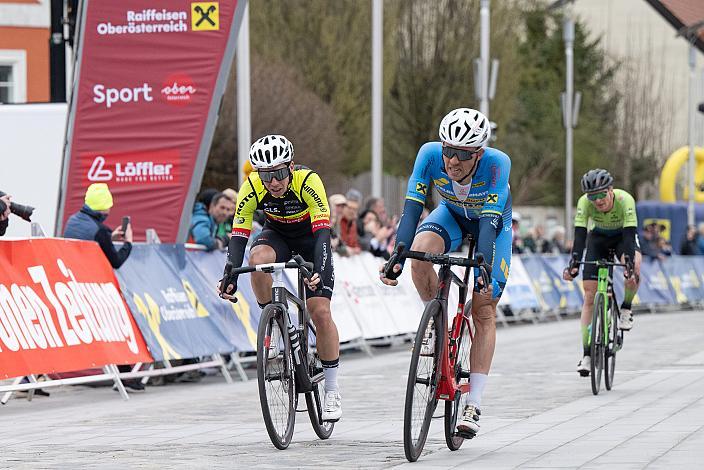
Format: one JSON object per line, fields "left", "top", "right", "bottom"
{"left": 59, "top": 1, "right": 242, "bottom": 242}
{"left": 0, "top": 239, "right": 153, "bottom": 379}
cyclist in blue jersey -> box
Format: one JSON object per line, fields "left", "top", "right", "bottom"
{"left": 381, "top": 108, "right": 512, "bottom": 438}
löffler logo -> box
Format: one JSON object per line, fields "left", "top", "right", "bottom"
{"left": 161, "top": 74, "right": 196, "bottom": 105}
{"left": 87, "top": 155, "right": 176, "bottom": 184}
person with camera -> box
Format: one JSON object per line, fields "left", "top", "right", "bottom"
{"left": 63, "top": 183, "right": 133, "bottom": 269}
{"left": 0, "top": 193, "right": 10, "bottom": 236}
{"left": 0, "top": 191, "right": 35, "bottom": 236}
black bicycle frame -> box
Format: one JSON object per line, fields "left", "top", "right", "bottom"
{"left": 269, "top": 267, "right": 321, "bottom": 395}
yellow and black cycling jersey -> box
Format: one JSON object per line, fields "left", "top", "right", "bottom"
{"left": 231, "top": 165, "right": 331, "bottom": 239}
{"left": 226, "top": 165, "right": 334, "bottom": 297}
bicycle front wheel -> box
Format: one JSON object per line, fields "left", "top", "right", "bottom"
{"left": 404, "top": 300, "right": 443, "bottom": 462}
{"left": 604, "top": 301, "right": 618, "bottom": 390}
{"left": 257, "top": 304, "right": 296, "bottom": 450}
{"left": 445, "top": 301, "right": 472, "bottom": 451}
{"left": 306, "top": 353, "right": 334, "bottom": 439}
{"left": 590, "top": 294, "right": 605, "bottom": 395}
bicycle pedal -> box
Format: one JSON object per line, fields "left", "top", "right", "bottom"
{"left": 323, "top": 417, "right": 340, "bottom": 423}
{"left": 455, "top": 429, "right": 476, "bottom": 440}
{"left": 578, "top": 370, "right": 590, "bottom": 377}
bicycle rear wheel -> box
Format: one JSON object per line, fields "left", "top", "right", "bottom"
{"left": 590, "top": 294, "right": 605, "bottom": 395}
{"left": 604, "top": 301, "right": 618, "bottom": 390}
{"left": 404, "top": 300, "right": 443, "bottom": 462}
{"left": 306, "top": 353, "right": 334, "bottom": 439}
{"left": 257, "top": 304, "right": 296, "bottom": 450}
{"left": 445, "top": 302, "right": 472, "bottom": 451}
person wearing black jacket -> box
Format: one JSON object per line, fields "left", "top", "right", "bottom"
{"left": 0, "top": 193, "right": 10, "bottom": 236}
{"left": 63, "top": 183, "right": 132, "bottom": 269}
{"left": 63, "top": 183, "right": 142, "bottom": 392}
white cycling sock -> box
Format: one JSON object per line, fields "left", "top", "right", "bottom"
{"left": 322, "top": 358, "right": 339, "bottom": 392}
{"left": 467, "top": 372, "right": 488, "bottom": 409}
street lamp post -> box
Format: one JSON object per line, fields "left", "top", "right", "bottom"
{"left": 676, "top": 21, "right": 704, "bottom": 226}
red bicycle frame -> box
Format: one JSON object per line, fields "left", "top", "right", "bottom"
{"left": 434, "top": 263, "right": 475, "bottom": 402}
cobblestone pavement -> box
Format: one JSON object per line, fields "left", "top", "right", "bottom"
{"left": 1, "top": 310, "right": 703, "bottom": 469}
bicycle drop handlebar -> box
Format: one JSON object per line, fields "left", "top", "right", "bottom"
{"left": 220, "top": 255, "right": 317, "bottom": 303}
{"left": 384, "top": 242, "right": 492, "bottom": 288}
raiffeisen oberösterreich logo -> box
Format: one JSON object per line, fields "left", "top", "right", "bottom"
{"left": 87, "top": 155, "right": 176, "bottom": 184}
{"left": 96, "top": 9, "right": 189, "bottom": 36}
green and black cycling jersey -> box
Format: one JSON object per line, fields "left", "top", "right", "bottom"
{"left": 571, "top": 189, "right": 639, "bottom": 273}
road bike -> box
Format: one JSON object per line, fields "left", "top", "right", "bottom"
{"left": 385, "top": 237, "right": 491, "bottom": 462}
{"left": 574, "top": 251, "right": 627, "bottom": 395}
{"left": 223, "top": 255, "right": 333, "bottom": 449}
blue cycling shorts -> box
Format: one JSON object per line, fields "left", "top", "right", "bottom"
{"left": 416, "top": 203, "right": 512, "bottom": 299}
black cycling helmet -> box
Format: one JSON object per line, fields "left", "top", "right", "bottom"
{"left": 580, "top": 168, "right": 613, "bottom": 193}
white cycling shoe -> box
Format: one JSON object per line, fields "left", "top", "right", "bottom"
{"left": 577, "top": 356, "right": 591, "bottom": 377}
{"left": 619, "top": 309, "right": 634, "bottom": 331}
{"left": 456, "top": 403, "right": 480, "bottom": 438}
{"left": 322, "top": 390, "right": 342, "bottom": 422}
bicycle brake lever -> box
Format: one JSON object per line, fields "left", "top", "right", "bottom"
{"left": 384, "top": 242, "right": 405, "bottom": 280}
{"left": 219, "top": 262, "right": 239, "bottom": 303}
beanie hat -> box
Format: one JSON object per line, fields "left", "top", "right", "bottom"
{"left": 85, "top": 183, "right": 113, "bottom": 211}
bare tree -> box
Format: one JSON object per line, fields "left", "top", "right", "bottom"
{"left": 205, "top": 53, "right": 345, "bottom": 191}
{"left": 609, "top": 34, "right": 676, "bottom": 197}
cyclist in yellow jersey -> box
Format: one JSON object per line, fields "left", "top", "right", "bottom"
{"left": 219, "top": 135, "right": 342, "bottom": 421}
{"left": 563, "top": 169, "right": 641, "bottom": 376}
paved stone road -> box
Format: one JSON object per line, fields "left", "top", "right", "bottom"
{"left": 1, "top": 310, "right": 703, "bottom": 469}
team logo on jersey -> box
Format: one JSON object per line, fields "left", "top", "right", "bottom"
{"left": 487, "top": 193, "right": 499, "bottom": 204}
{"left": 416, "top": 182, "right": 428, "bottom": 195}
{"left": 235, "top": 217, "right": 245, "bottom": 224}
{"left": 472, "top": 181, "right": 486, "bottom": 188}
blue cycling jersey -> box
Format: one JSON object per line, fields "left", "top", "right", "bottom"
{"left": 405, "top": 142, "right": 511, "bottom": 224}
{"left": 394, "top": 142, "right": 513, "bottom": 297}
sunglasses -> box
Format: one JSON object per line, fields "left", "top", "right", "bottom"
{"left": 442, "top": 145, "right": 482, "bottom": 161}
{"left": 587, "top": 191, "right": 608, "bottom": 201}
{"left": 259, "top": 167, "right": 290, "bottom": 183}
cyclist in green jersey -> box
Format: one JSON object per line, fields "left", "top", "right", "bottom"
{"left": 563, "top": 169, "right": 641, "bottom": 376}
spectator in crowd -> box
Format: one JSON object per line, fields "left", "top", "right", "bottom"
{"left": 216, "top": 188, "right": 238, "bottom": 242}
{"left": 680, "top": 224, "right": 700, "bottom": 255}
{"left": 328, "top": 194, "right": 348, "bottom": 256}
{"left": 697, "top": 223, "right": 704, "bottom": 254}
{"left": 339, "top": 197, "right": 361, "bottom": 254}
{"left": 0, "top": 192, "right": 10, "bottom": 236}
{"left": 524, "top": 224, "right": 553, "bottom": 254}
{"left": 511, "top": 212, "right": 525, "bottom": 254}
{"left": 64, "top": 183, "right": 133, "bottom": 269}
{"left": 657, "top": 236, "right": 673, "bottom": 258}
{"left": 641, "top": 221, "right": 664, "bottom": 260}
{"left": 363, "top": 196, "right": 389, "bottom": 226}
{"left": 345, "top": 188, "right": 363, "bottom": 206}
{"left": 189, "top": 191, "right": 235, "bottom": 251}
{"left": 358, "top": 209, "right": 393, "bottom": 259}
{"left": 63, "top": 183, "right": 142, "bottom": 392}
{"left": 551, "top": 226, "right": 570, "bottom": 254}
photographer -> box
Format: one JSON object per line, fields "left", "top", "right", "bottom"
{"left": 0, "top": 191, "right": 35, "bottom": 236}
{"left": 0, "top": 193, "right": 10, "bottom": 236}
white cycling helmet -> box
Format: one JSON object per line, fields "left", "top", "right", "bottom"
{"left": 248, "top": 134, "right": 294, "bottom": 170}
{"left": 439, "top": 108, "right": 491, "bottom": 148}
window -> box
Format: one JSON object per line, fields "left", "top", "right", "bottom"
{"left": 0, "top": 65, "right": 13, "bottom": 103}
{"left": 0, "top": 50, "right": 27, "bottom": 104}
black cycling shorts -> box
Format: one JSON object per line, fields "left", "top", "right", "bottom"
{"left": 583, "top": 231, "right": 640, "bottom": 281}
{"left": 251, "top": 228, "right": 334, "bottom": 299}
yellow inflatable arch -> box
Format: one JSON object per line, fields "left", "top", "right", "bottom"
{"left": 660, "top": 146, "right": 704, "bottom": 202}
